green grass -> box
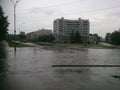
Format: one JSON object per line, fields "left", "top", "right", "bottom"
{"left": 53, "top": 43, "right": 120, "bottom": 49}
{"left": 54, "top": 43, "right": 104, "bottom": 47}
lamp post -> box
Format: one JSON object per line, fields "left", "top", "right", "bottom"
{"left": 10, "top": 0, "right": 21, "bottom": 51}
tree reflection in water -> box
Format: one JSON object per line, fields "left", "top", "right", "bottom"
{"left": 0, "top": 44, "right": 8, "bottom": 77}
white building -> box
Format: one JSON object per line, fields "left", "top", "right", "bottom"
{"left": 118, "top": 29, "right": 120, "bottom": 32}
{"left": 35, "top": 28, "right": 52, "bottom": 38}
{"left": 54, "top": 17, "right": 90, "bottom": 42}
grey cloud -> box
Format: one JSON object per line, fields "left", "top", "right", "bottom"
{"left": 106, "top": 9, "right": 120, "bottom": 18}
{"left": 30, "top": 7, "right": 56, "bottom": 16}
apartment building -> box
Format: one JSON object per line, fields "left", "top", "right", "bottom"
{"left": 54, "top": 17, "right": 90, "bottom": 42}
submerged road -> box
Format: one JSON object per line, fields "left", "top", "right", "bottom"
{"left": 0, "top": 46, "right": 120, "bottom": 90}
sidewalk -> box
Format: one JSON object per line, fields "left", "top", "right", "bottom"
{"left": 100, "top": 42, "right": 120, "bottom": 48}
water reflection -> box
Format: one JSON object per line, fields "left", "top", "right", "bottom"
{"left": 0, "top": 45, "right": 8, "bottom": 77}
{"left": 52, "top": 47, "right": 89, "bottom": 65}
{"left": 0, "top": 46, "right": 120, "bottom": 90}
{"left": 33, "top": 47, "right": 37, "bottom": 55}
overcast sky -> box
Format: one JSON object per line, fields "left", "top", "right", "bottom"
{"left": 0, "top": 0, "right": 120, "bottom": 37}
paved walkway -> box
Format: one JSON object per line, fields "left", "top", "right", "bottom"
{"left": 100, "top": 42, "right": 120, "bottom": 48}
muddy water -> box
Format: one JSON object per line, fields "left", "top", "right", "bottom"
{"left": 0, "top": 46, "right": 120, "bottom": 90}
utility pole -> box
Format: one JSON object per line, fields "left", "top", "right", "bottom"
{"left": 10, "top": 0, "right": 21, "bottom": 51}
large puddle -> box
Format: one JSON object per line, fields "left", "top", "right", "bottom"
{"left": 0, "top": 46, "right": 120, "bottom": 90}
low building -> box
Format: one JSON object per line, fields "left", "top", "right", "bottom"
{"left": 26, "top": 29, "right": 53, "bottom": 41}
{"left": 26, "top": 32, "right": 36, "bottom": 41}
{"left": 35, "top": 28, "right": 52, "bottom": 38}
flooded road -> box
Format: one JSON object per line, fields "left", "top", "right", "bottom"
{"left": 0, "top": 46, "right": 120, "bottom": 90}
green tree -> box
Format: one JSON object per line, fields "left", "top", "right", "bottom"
{"left": 105, "top": 33, "right": 111, "bottom": 42}
{"left": 74, "top": 31, "right": 81, "bottom": 43}
{"left": 70, "top": 30, "right": 74, "bottom": 43}
{"left": 70, "top": 31, "right": 82, "bottom": 43}
{"left": 111, "top": 31, "right": 120, "bottom": 45}
{"left": 93, "top": 34, "right": 99, "bottom": 44}
{"left": 18, "top": 31, "right": 26, "bottom": 41}
{"left": 0, "top": 6, "right": 9, "bottom": 42}
{"left": 38, "top": 34, "right": 55, "bottom": 42}
{"left": 48, "top": 34, "right": 55, "bottom": 42}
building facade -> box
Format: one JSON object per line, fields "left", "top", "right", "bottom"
{"left": 26, "top": 29, "right": 52, "bottom": 41}
{"left": 35, "top": 28, "right": 52, "bottom": 38}
{"left": 26, "top": 32, "right": 36, "bottom": 41}
{"left": 54, "top": 17, "right": 90, "bottom": 42}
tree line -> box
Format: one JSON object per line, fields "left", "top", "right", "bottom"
{"left": 0, "top": 6, "right": 9, "bottom": 42}
{"left": 105, "top": 30, "right": 120, "bottom": 45}
{"left": 38, "top": 34, "right": 55, "bottom": 42}
{"left": 70, "top": 31, "right": 82, "bottom": 43}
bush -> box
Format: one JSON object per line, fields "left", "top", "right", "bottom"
{"left": 38, "top": 34, "right": 55, "bottom": 42}
{"left": 111, "top": 31, "right": 120, "bottom": 45}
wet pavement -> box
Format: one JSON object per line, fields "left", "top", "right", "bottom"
{"left": 100, "top": 42, "right": 120, "bottom": 48}
{"left": 0, "top": 46, "right": 120, "bottom": 90}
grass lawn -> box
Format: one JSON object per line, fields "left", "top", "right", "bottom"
{"left": 54, "top": 43, "right": 104, "bottom": 47}
{"left": 53, "top": 43, "right": 119, "bottom": 48}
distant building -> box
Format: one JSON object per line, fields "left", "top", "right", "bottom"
{"left": 26, "top": 32, "right": 36, "bottom": 41}
{"left": 53, "top": 17, "right": 90, "bottom": 42}
{"left": 19, "top": 31, "right": 25, "bottom": 36}
{"left": 35, "top": 28, "right": 52, "bottom": 38}
{"left": 99, "top": 36, "right": 105, "bottom": 42}
{"left": 88, "top": 35, "right": 97, "bottom": 44}
{"left": 26, "top": 29, "right": 52, "bottom": 41}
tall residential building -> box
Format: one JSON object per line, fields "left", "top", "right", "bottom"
{"left": 54, "top": 17, "right": 90, "bottom": 42}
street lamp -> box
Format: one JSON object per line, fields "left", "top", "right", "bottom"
{"left": 10, "top": 0, "right": 21, "bottom": 51}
